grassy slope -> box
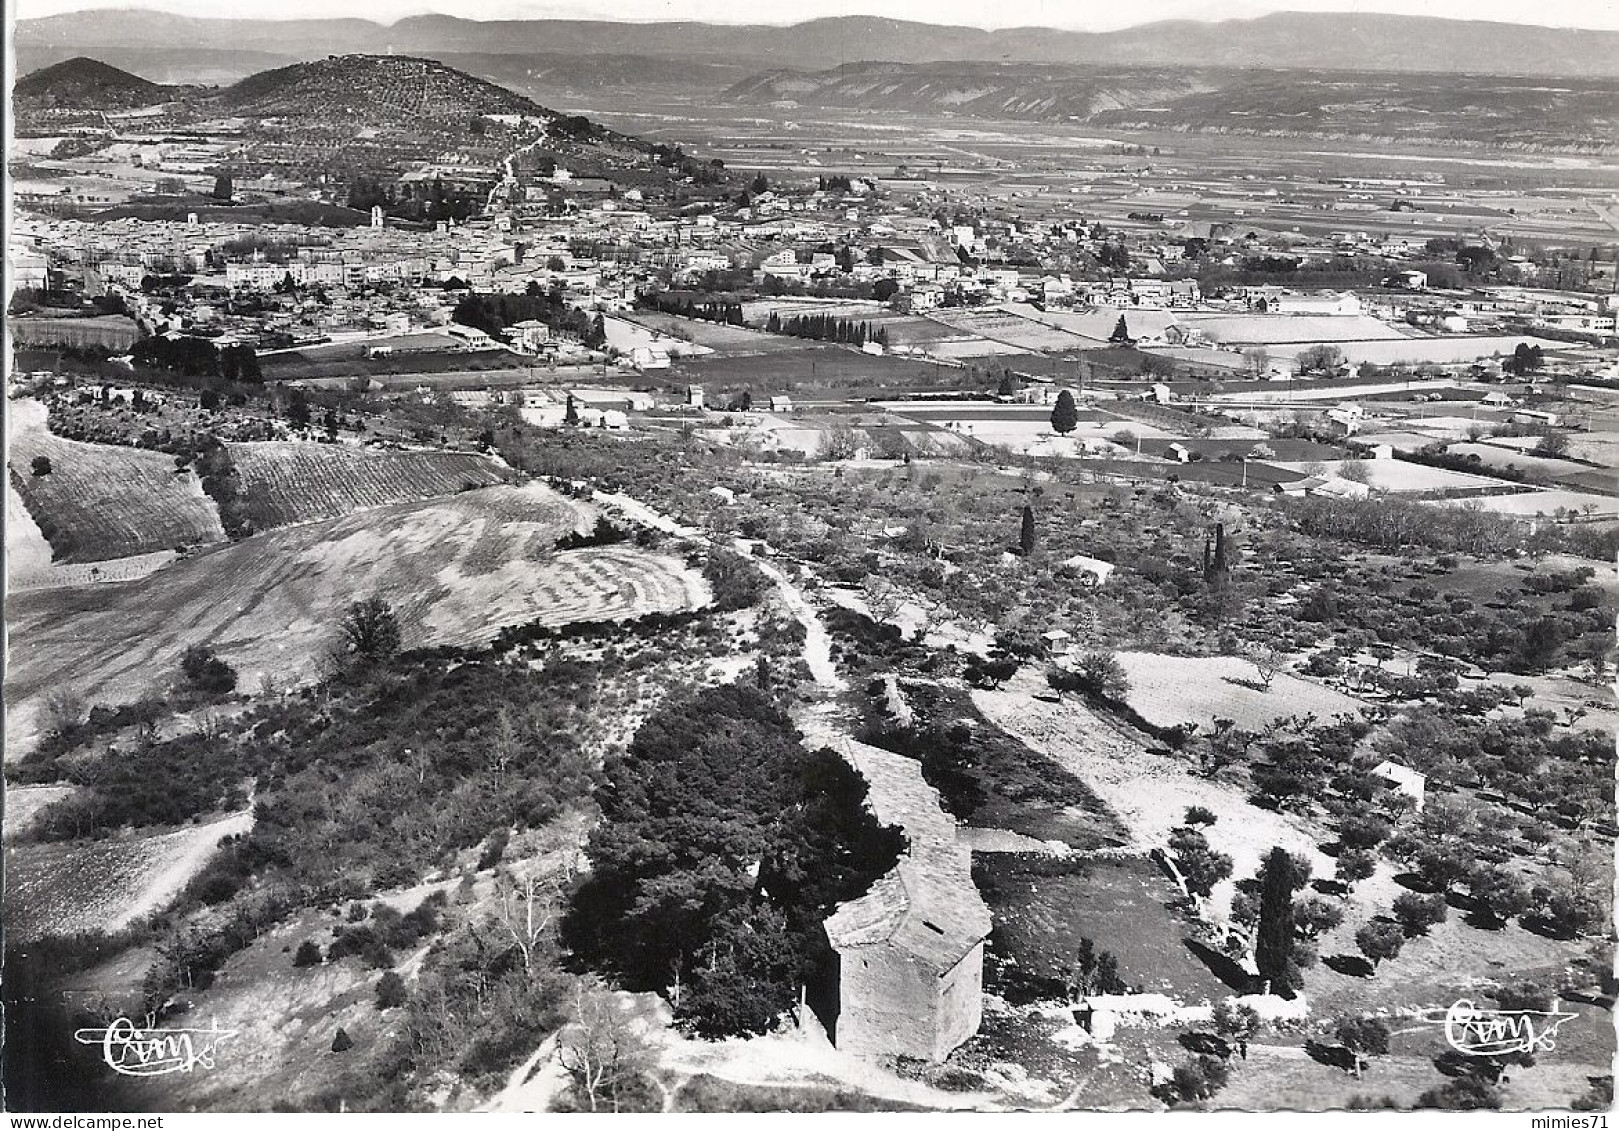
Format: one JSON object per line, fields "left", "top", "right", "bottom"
{"left": 4, "top": 483, "right": 711, "bottom": 750}
{"left": 8, "top": 400, "right": 226, "bottom": 561}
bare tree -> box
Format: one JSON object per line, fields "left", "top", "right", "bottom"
{"left": 815, "top": 424, "right": 861, "bottom": 462}
{"left": 42, "top": 687, "right": 86, "bottom": 737}
{"left": 487, "top": 707, "right": 521, "bottom": 785}
{"left": 1251, "top": 645, "right": 1286, "bottom": 690}
{"left": 557, "top": 978, "right": 654, "bottom": 1113}
{"left": 491, "top": 867, "right": 558, "bottom": 974}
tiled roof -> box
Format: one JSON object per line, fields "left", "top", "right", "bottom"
{"left": 824, "top": 740, "right": 992, "bottom": 973}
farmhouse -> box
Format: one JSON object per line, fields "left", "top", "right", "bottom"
{"left": 821, "top": 740, "right": 991, "bottom": 1063}
{"left": 1373, "top": 760, "right": 1426, "bottom": 811}
{"left": 1059, "top": 554, "right": 1115, "bottom": 587}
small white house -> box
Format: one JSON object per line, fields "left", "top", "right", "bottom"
{"left": 1059, "top": 554, "right": 1116, "bottom": 587}
{"left": 1373, "top": 760, "right": 1426, "bottom": 811}
{"left": 769, "top": 395, "right": 794, "bottom": 413}
{"left": 630, "top": 344, "right": 671, "bottom": 370}
{"left": 1512, "top": 409, "right": 1559, "bottom": 428}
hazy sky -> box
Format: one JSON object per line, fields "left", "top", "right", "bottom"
{"left": 15, "top": 0, "right": 1619, "bottom": 29}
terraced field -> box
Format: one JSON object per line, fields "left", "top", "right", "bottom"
{"left": 8, "top": 398, "right": 225, "bottom": 561}
{"left": 5, "top": 483, "right": 707, "bottom": 753}
{"left": 228, "top": 441, "right": 510, "bottom": 528}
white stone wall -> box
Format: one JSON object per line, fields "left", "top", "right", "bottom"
{"left": 834, "top": 939, "right": 985, "bottom": 1063}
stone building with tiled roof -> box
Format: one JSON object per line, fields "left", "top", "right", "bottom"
{"left": 820, "top": 740, "right": 992, "bottom": 1062}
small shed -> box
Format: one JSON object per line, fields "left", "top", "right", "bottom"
{"left": 1373, "top": 760, "right": 1426, "bottom": 811}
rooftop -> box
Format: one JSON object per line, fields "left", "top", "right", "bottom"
{"left": 823, "top": 740, "right": 992, "bottom": 973}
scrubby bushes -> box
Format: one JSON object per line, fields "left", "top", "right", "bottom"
{"left": 180, "top": 643, "right": 238, "bottom": 696}
{"left": 563, "top": 682, "right": 903, "bottom": 1039}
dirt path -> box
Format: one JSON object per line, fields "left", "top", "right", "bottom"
{"left": 115, "top": 807, "right": 255, "bottom": 929}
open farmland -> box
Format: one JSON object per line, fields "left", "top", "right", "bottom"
{"left": 1434, "top": 487, "right": 1618, "bottom": 519}
{"left": 973, "top": 687, "right": 1339, "bottom": 899}
{"left": 6, "top": 481, "right": 179, "bottom": 591}
{"left": 928, "top": 309, "right": 1094, "bottom": 353}
{"left": 1112, "top": 652, "right": 1364, "bottom": 732}
{"left": 623, "top": 311, "right": 809, "bottom": 353}
{"left": 227, "top": 441, "right": 510, "bottom": 528}
{"left": 974, "top": 854, "right": 1231, "bottom": 1003}
{"left": 4, "top": 809, "right": 252, "bottom": 942}
{"left": 1273, "top": 458, "right": 1511, "bottom": 494}
{"left": 8, "top": 398, "right": 226, "bottom": 561}
{"left": 670, "top": 346, "right": 966, "bottom": 398}
{"left": 1444, "top": 442, "right": 1615, "bottom": 493}
{"left": 4, "top": 483, "right": 709, "bottom": 752}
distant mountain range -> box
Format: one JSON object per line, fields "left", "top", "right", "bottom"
{"left": 726, "top": 61, "right": 1619, "bottom": 153}
{"left": 15, "top": 9, "right": 1619, "bottom": 80}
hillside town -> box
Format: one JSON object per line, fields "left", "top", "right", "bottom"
{"left": 5, "top": 20, "right": 1617, "bottom": 1122}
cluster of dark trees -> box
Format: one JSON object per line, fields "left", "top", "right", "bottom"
{"left": 765, "top": 312, "right": 890, "bottom": 348}
{"left": 1377, "top": 706, "right": 1612, "bottom": 840}
{"left": 1096, "top": 243, "right": 1132, "bottom": 270}
{"left": 1507, "top": 343, "right": 1546, "bottom": 375}
{"left": 9, "top": 287, "right": 126, "bottom": 316}
{"left": 193, "top": 436, "right": 253, "bottom": 539}
{"left": 1399, "top": 445, "right": 1534, "bottom": 485}
{"left": 1288, "top": 492, "right": 1578, "bottom": 558}
{"left": 816, "top": 175, "right": 855, "bottom": 192}
{"left": 641, "top": 292, "right": 744, "bottom": 324}
{"left": 563, "top": 682, "right": 903, "bottom": 1038}
{"left": 453, "top": 288, "right": 605, "bottom": 348}
{"left": 350, "top": 172, "right": 480, "bottom": 224}
{"left": 1425, "top": 237, "right": 1506, "bottom": 280}
{"left": 132, "top": 335, "right": 262, "bottom": 383}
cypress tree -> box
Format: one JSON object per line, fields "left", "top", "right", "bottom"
{"left": 1050, "top": 389, "right": 1080, "bottom": 435}
{"left": 1020, "top": 505, "right": 1036, "bottom": 556}
{"left": 1255, "top": 847, "right": 1302, "bottom": 993}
